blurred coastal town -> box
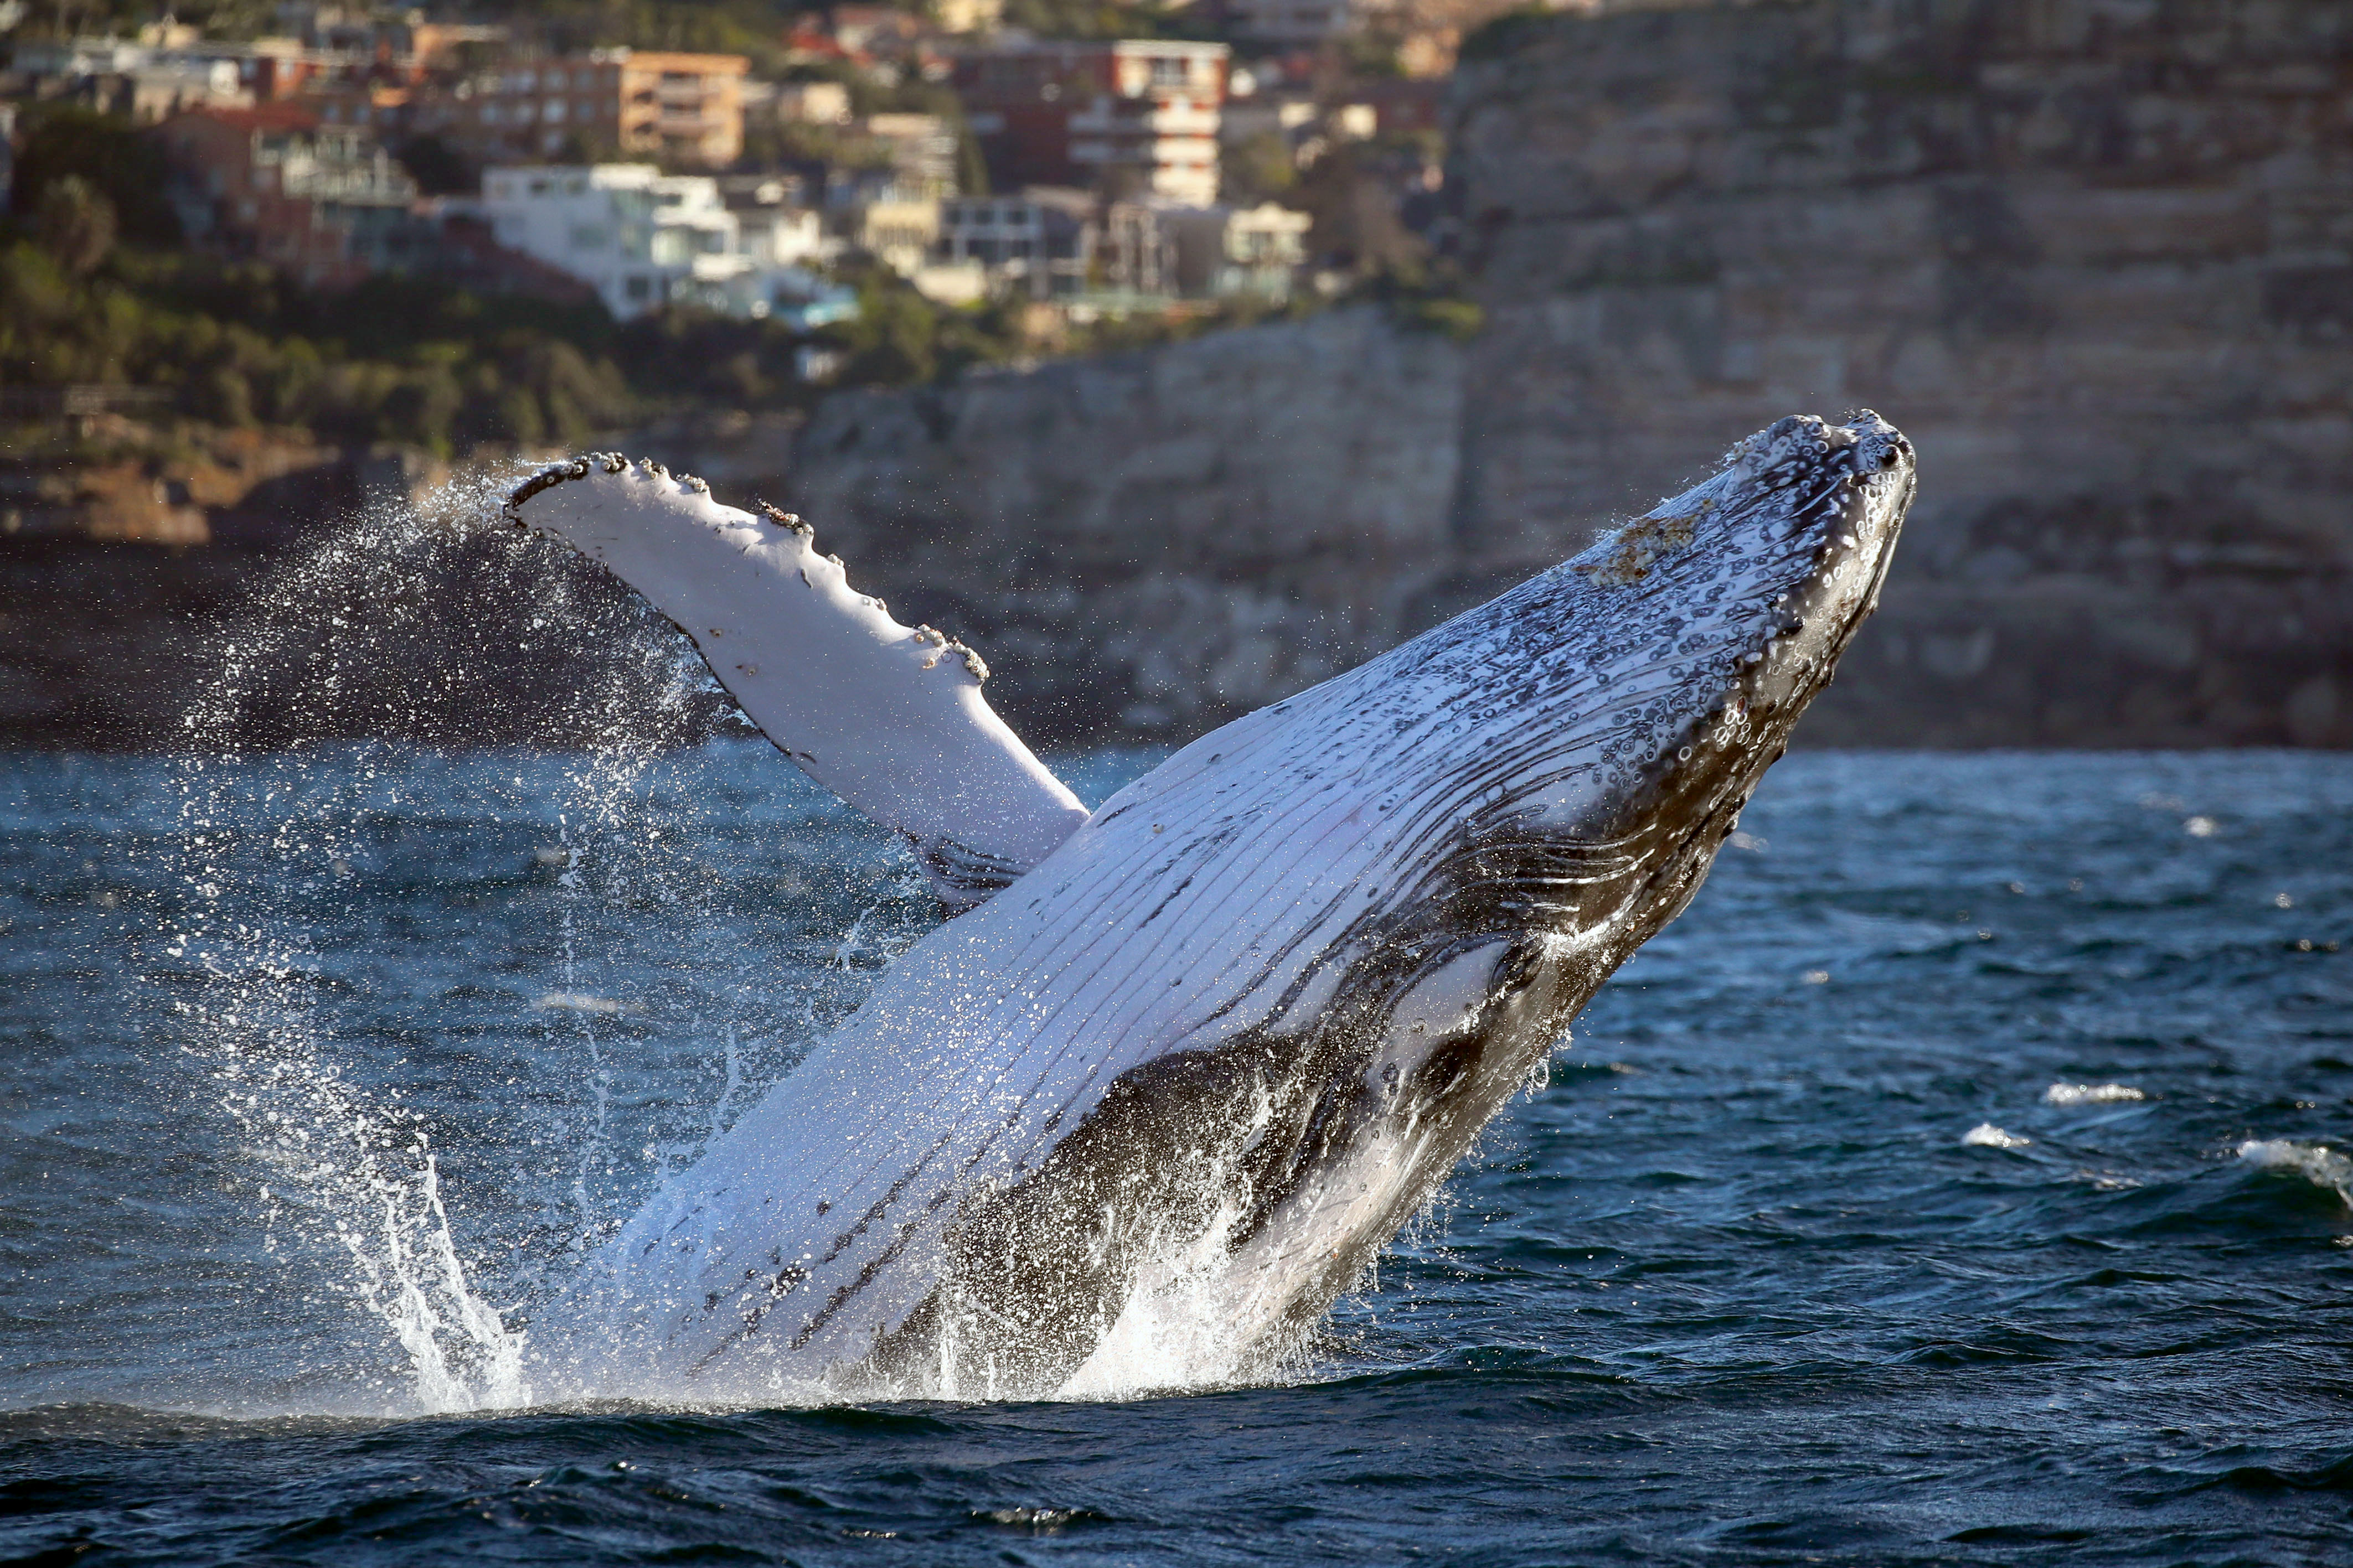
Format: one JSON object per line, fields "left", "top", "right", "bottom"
{"left": 0, "top": 0, "right": 1482, "bottom": 540}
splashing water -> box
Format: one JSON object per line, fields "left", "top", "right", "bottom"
{"left": 154, "top": 468, "right": 921, "bottom": 1414}
{"left": 194, "top": 953, "right": 530, "bottom": 1413}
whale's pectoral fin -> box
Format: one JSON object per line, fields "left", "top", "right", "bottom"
{"left": 506, "top": 454, "right": 1088, "bottom": 908}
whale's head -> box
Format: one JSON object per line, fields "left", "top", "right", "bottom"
{"left": 1608, "top": 407, "right": 1916, "bottom": 769}
{"left": 1337, "top": 410, "right": 1917, "bottom": 1087}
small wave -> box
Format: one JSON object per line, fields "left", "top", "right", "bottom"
{"left": 2042, "top": 1083, "right": 2145, "bottom": 1106}
{"left": 2236, "top": 1140, "right": 2353, "bottom": 1207}
{"left": 1963, "top": 1123, "right": 2030, "bottom": 1150}
{"left": 976, "top": 1506, "right": 1113, "bottom": 1534}
{"left": 536, "top": 992, "right": 635, "bottom": 1014}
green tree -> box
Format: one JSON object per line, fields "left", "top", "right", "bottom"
{"left": 8, "top": 106, "right": 182, "bottom": 247}
{"left": 1221, "top": 132, "right": 1298, "bottom": 208}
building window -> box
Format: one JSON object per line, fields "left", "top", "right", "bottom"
{"left": 1149, "top": 56, "right": 1190, "bottom": 86}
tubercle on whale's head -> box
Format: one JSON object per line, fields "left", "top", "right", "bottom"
{"left": 1583, "top": 408, "right": 1913, "bottom": 716}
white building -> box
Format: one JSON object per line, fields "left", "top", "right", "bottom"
{"left": 476, "top": 163, "right": 849, "bottom": 325}
{"left": 1165, "top": 203, "right": 1312, "bottom": 300}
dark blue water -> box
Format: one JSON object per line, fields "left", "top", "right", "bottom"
{"left": 4, "top": 744, "right": 2350, "bottom": 1565}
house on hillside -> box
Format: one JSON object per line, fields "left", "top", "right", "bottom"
{"left": 153, "top": 104, "right": 425, "bottom": 287}
{"left": 11, "top": 34, "right": 340, "bottom": 113}
{"left": 1165, "top": 202, "right": 1310, "bottom": 299}
{"left": 937, "top": 187, "right": 1098, "bottom": 300}
{"left": 474, "top": 164, "right": 855, "bottom": 325}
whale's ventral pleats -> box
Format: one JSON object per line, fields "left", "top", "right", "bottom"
{"left": 513, "top": 411, "right": 1918, "bottom": 1402}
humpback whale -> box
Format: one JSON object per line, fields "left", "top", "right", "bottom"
{"left": 507, "top": 411, "right": 1916, "bottom": 1400}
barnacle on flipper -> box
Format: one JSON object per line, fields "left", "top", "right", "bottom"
{"left": 502, "top": 456, "right": 592, "bottom": 519}
{"left": 757, "top": 501, "right": 816, "bottom": 538}
{"left": 911, "top": 624, "right": 990, "bottom": 682}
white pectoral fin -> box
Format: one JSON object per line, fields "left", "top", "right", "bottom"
{"left": 507, "top": 454, "right": 1087, "bottom": 905}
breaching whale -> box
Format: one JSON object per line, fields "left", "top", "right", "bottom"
{"left": 508, "top": 411, "right": 1916, "bottom": 1400}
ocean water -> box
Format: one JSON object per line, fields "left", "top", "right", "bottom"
{"left": 2, "top": 742, "right": 2350, "bottom": 1565}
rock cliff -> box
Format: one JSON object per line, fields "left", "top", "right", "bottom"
{"left": 778, "top": 0, "right": 2351, "bottom": 747}
{"left": 1449, "top": 0, "right": 2352, "bottom": 747}
{"left": 787, "top": 308, "right": 1464, "bottom": 738}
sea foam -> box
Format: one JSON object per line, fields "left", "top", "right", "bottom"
{"left": 2042, "top": 1083, "right": 2145, "bottom": 1106}
{"left": 2237, "top": 1140, "right": 2353, "bottom": 1207}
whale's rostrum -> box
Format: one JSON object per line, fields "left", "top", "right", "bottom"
{"left": 509, "top": 411, "right": 1917, "bottom": 1401}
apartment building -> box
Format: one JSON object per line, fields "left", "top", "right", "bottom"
{"left": 937, "top": 187, "right": 1098, "bottom": 299}
{"left": 411, "top": 50, "right": 749, "bottom": 168}
{"left": 477, "top": 164, "right": 852, "bottom": 325}
{"left": 954, "top": 40, "right": 1228, "bottom": 208}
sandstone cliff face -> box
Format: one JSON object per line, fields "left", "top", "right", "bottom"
{"left": 1450, "top": 0, "right": 2352, "bottom": 745}
{"left": 784, "top": 308, "right": 1465, "bottom": 738}
{"left": 781, "top": 0, "right": 2350, "bottom": 747}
